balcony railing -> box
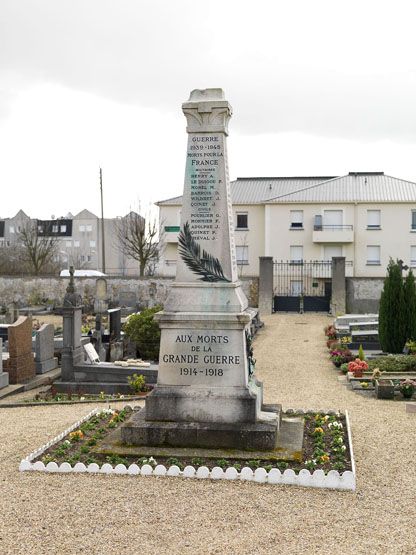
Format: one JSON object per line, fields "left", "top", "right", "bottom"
{"left": 313, "top": 224, "right": 353, "bottom": 231}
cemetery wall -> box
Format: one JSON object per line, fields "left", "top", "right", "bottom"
{"left": 346, "top": 277, "right": 384, "bottom": 313}
{"left": 0, "top": 275, "right": 259, "bottom": 310}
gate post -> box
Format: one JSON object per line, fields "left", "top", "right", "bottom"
{"left": 331, "top": 257, "right": 346, "bottom": 315}
{"left": 258, "top": 257, "right": 274, "bottom": 315}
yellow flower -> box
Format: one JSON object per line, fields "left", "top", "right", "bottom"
{"left": 314, "top": 427, "right": 324, "bottom": 434}
{"left": 69, "top": 430, "right": 84, "bottom": 440}
{"left": 320, "top": 454, "right": 330, "bottom": 463}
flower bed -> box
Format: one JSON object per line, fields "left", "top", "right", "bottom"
{"left": 19, "top": 408, "right": 356, "bottom": 491}
{"left": 0, "top": 391, "right": 150, "bottom": 408}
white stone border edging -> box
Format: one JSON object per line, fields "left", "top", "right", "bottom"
{"left": 19, "top": 407, "right": 356, "bottom": 491}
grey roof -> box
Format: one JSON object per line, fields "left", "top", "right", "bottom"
{"left": 266, "top": 173, "right": 416, "bottom": 203}
{"left": 156, "top": 176, "right": 336, "bottom": 206}
{"left": 156, "top": 172, "right": 416, "bottom": 205}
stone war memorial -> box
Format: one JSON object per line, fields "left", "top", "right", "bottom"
{"left": 20, "top": 89, "right": 355, "bottom": 492}
{"left": 122, "top": 88, "right": 281, "bottom": 450}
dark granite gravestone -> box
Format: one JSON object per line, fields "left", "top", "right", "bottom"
{"left": 108, "top": 308, "right": 121, "bottom": 342}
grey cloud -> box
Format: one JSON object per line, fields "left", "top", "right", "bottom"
{"left": 2, "top": 0, "right": 416, "bottom": 141}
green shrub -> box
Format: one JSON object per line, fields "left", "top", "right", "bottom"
{"left": 368, "top": 355, "right": 416, "bottom": 373}
{"left": 379, "top": 259, "right": 406, "bottom": 353}
{"left": 127, "top": 373, "right": 146, "bottom": 393}
{"left": 404, "top": 269, "right": 416, "bottom": 341}
{"left": 123, "top": 305, "right": 162, "bottom": 361}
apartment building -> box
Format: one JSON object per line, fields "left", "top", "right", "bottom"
{"left": 0, "top": 209, "right": 142, "bottom": 276}
{"left": 156, "top": 172, "right": 416, "bottom": 278}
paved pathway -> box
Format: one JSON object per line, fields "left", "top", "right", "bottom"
{"left": 0, "top": 313, "right": 414, "bottom": 554}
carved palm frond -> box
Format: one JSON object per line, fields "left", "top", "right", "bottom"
{"left": 178, "top": 222, "right": 230, "bottom": 282}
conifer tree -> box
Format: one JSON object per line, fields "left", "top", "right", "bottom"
{"left": 378, "top": 259, "right": 406, "bottom": 353}
{"left": 403, "top": 268, "right": 416, "bottom": 341}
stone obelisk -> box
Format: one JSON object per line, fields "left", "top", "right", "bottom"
{"left": 121, "top": 89, "right": 280, "bottom": 450}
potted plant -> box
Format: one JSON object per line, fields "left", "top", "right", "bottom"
{"left": 340, "top": 362, "right": 349, "bottom": 375}
{"left": 324, "top": 325, "right": 337, "bottom": 339}
{"left": 330, "top": 349, "right": 354, "bottom": 367}
{"left": 327, "top": 339, "right": 340, "bottom": 350}
{"left": 399, "top": 379, "right": 416, "bottom": 399}
{"left": 375, "top": 379, "right": 395, "bottom": 400}
{"left": 347, "top": 358, "right": 369, "bottom": 378}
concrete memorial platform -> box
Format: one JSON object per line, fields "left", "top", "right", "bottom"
{"left": 121, "top": 89, "right": 281, "bottom": 450}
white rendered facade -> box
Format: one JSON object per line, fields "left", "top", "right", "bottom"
{"left": 156, "top": 172, "right": 416, "bottom": 278}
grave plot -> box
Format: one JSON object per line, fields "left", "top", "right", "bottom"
{"left": 325, "top": 322, "right": 416, "bottom": 401}
{"left": 19, "top": 406, "right": 356, "bottom": 491}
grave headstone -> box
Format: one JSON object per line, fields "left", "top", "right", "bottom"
{"left": 84, "top": 342, "right": 100, "bottom": 364}
{"left": 108, "top": 308, "right": 122, "bottom": 342}
{"left": 4, "top": 316, "right": 35, "bottom": 383}
{"left": 121, "top": 89, "right": 280, "bottom": 450}
{"left": 6, "top": 302, "right": 19, "bottom": 324}
{"left": 61, "top": 267, "right": 84, "bottom": 381}
{"left": 0, "top": 338, "right": 9, "bottom": 389}
{"left": 34, "top": 323, "right": 58, "bottom": 374}
{"left": 92, "top": 314, "right": 106, "bottom": 361}
{"left": 94, "top": 277, "right": 108, "bottom": 314}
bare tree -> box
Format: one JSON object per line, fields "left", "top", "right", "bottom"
{"left": 0, "top": 244, "right": 29, "bottom": 275}
{"left": 116, "top": 212, "right": 159, "bottom": 277}
{"left": 18, "top": 223, "right": 60, "bottom": 275}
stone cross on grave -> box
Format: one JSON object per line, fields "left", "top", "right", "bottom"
{"left": 121, "top": 89, "right": 281, "bottom": 451}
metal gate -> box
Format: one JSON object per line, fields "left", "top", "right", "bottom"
{"left": 273, "top": 260, "right": 332, "bottom": 313}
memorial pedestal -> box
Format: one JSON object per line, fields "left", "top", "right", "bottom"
{"left": 120, "top": 88, "right": 281, "bottom": 451}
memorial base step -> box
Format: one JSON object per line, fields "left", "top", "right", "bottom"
{"left": 120, "top": 404, "right": 282, "bottom": 451}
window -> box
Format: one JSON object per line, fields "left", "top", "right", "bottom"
{"left": 290, "top": 210, "right": 303, "bottom": 229}
{"left": 236, "top": 213, "right": 248, "bottom": 229}
{"left": 79, "top": 225, "right": 85, "bottom": 232}
{"left": 60, "top": 225, "right": 67, "bottom": 233}
{"left": 52, "top": 225, "right": 59, "bottom": 233}
{"left": 66, "top": 241, "right": 72, "bottom": 247}
{"left": 412, "top": 211, "right": 416, "bottom": 231}
{"left": 74, "top": 240, "right": 80, "bottom": 247}
{"left": 367, "top": 245, "right": 380, "bottom": 265}
{"left": 236, "top": 245, "right": 249, "bottom": 264}
{"left": 37, "top": 225, "right": 43, "bottom": 234}
{"left": 86, "top": 224, "right": 92, "bottom": 232}
{"left": 80, "top": 255, "right": 85, "bottom": 262}
{"left": 367, "top": 210, "right": 381, "bottom": 229}
{"left": 290, "top": 245, "right": 303, "bottom": 263}
{"left": 9, "top": 226, "right": 14, "bottom": 234}
{"left": 411, "top": 246, "right": 416, "bottom": 267}
{"left": 323, "top": 210, "right": 343, "bottom": 228}
{"left": 323, "top": 245, "right": 342, "bottom": 261}
{"left": 89, "top": 240, "right": 96, "bottom": 248}
{"left": 87, "top": 255, "right": 92, "bottom": 262}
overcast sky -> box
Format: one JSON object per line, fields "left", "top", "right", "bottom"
{"left": 2, "top": 0, "right": 416, "bottom": 219}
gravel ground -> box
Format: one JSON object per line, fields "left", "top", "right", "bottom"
{"left": 0, "top": 313, "right": 414, "bottom": 555}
